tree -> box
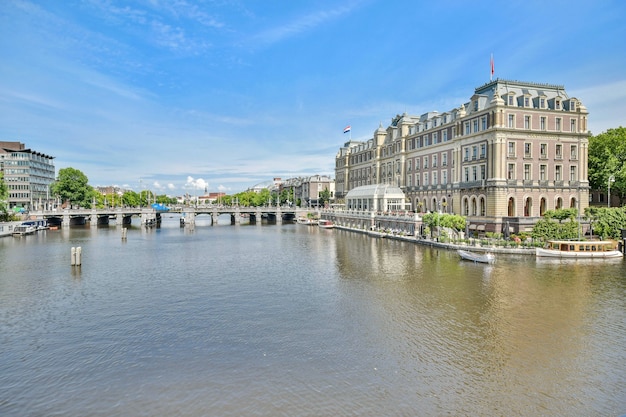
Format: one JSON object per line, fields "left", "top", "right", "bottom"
{"left": 585, "top": 206, "right": 626, "bottom": 240}
{"left": 50, "top": 167, "right": 94, "bottom": 209}
{"left": 319, "top": 188, "right": 331, "bottom": 207}
{"left": 588, "top": 127, "right": 626, "bottom": 205}
{"left": 0, "top": 172, "right": 15, "bottom": 221}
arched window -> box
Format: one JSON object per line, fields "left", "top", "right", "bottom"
{"left": 480, "top": 197, "right": 486, "bottom": 216}
{"left": 556, "top": 197, "right": 563, "bottom": 209}
{"left": 524, "top": 197, "right": 532, "bottom": 217}
{"left": 508, "top": 197, "right": 515, "bottom": 216}
{"left": 471, "top": 197, "right": 477, "bottom": 216}
{"left": 464, "top": 198, "right": 469, "bottom": 216}
{"left": 540, "top": 197, "right": 547, "bottom": 216}
{"left": 570, "top": 197, "right": 576, "bottom": 209}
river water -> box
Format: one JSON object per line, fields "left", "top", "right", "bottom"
{"left": 1, "top": 215, "right": 625, "bottom": 416}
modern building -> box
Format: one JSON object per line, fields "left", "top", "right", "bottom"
{"left": 0, "top": 141, "right": 56, "bottom": 211}
{"left": 335, "top": 79, "right": 590, "bottom": 234}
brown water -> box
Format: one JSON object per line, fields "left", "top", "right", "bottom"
{"left": 1, "top": 217, "right": 625, "bottom": 416}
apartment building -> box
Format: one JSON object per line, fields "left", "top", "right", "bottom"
{"left": 0, "top": 141, "right": 56, "bottom": 211}
{"left": 335, "top": 79, "right": 590, "bottom": 233}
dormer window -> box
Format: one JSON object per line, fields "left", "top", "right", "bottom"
{"left": 474, "top": 100, "right": 479, "bottom": 111}
{"left": 524, "top": 97, "right": 530, "bottom": 107}
{"left": 556, "top": 100, "right": 561, "bottom": 110}
{"left": 540, "top": 98, "right": 546, "bottom": 108}
{"left": 569, "top": 100, "right": 576, "bottom": 111}
{"left": 508, "top": 95, "right": 514, "bottom": 106}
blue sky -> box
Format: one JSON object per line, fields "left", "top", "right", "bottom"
{"left": 2, "top": 0, "right": 625, "bottom": 195}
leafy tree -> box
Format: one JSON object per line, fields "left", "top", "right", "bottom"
{"left": 122, "top": 190, "right": 140, "bottom": 207}
{"left": 50, "top": 167, "right": 94, "bottom": 208}
{"left": 0, "top": 172, "right": 15, "bottom": 221}
{"left": 531, "top": 217, "right": 580, "bottom": 241}
{"left": 588, "top": 127, "right": 626, "bottom": 205}
{"left": 585, "top": 206, "right": 626, "bottom": 240}
{"left": 319, "top": 188, "right": 331, "bottom": 207}
{"left": 422, "top": 213, "right": 466, "bottom": 234}
{"left": 543, "top": 208, "right": 578, "bottom": 223}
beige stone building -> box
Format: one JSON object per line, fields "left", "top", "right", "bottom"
{"left": 335, "top": 79, "right": 590, "bottom": 234}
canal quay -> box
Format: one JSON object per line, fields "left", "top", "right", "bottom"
{"left": 1, "top": 214, "right": 625, "bottom": 417}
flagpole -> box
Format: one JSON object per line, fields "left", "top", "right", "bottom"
{"left": 490, "top": 53, "right": 494, "bottom": 81}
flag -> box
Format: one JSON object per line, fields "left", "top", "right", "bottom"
{"left": 490, "top": 54, "right": 494, "bottom": 80}
{"left": 343, "top": 125, "right": 351, "bottom": 134}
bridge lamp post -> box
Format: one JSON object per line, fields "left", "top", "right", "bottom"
{"left": 608, "top": 175, "right": 615, "bottom": 207}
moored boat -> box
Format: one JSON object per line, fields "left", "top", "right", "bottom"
{"left": 12, "top": 224, "right": 37, "bottom": 236}
{"left": 458, "top": 249, "right": 495, "bottom": 264}
{"left": 535, "top": 240, "right": 623, "bottom": 258}
{"left": 318, "top": 219, "right": 334, "bottom": 229}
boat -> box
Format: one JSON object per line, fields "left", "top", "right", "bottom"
{"left": 458, "top": 249, "right": 495, "bottom": 264}
{"left": 12, "top": 224, "right": 37, "bottom": 236}
{"left": 297, "top": 217, "right": 318, "bottom": 225}
{"left": 535, "top": 240, "right": 623, "bottom": 258}
{"left": 318, "top": 219, "right": 334, "bottom": 229}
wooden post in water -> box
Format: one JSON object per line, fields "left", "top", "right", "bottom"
{"left": 121, "top": 228, "right": 127, "bottom": 240}
{"left": 71, "top": 247, "right": 82, "bottom": 266}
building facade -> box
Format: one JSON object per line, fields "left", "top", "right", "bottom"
{"left": 0, "top": 141, "right": 56, "bottom": 211}
{"left": 335, "top": 79, "right": 590, "bottom": 234}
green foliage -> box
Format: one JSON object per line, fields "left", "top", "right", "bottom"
{"left": 0, "top": 172, "right": 14, "bottom": 221}
{"left": 531, "top": 217, "right": 580, "bottom": 241}
{"left": 319, "top": 188, "right": 331, "bottom": 207}
{"left": 421, "top": 212, "right": 466, "bottom": 231}
{"left": 585, "top": 206, "right": 626, "bottom": 240}
{"left": 50, "top": 167, "right": 94, "bottom": 208}
{"left": 588, "top": 127, "right": 626, "bottom": 205}
{"left": 543, "top": 208, "right": 578, "bottom": 222}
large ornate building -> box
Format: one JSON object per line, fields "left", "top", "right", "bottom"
{"left": 335, "top": 79, "right": 590, "bottom": 234}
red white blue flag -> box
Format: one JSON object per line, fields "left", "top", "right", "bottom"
{"left": 343, "top": 125, "right": 351, "bottom": 134}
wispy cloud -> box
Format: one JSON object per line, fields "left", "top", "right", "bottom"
{"left": 249, "top": 4, "right": 354, "bottom": 47}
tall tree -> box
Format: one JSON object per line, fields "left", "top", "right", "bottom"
{"left": 588, "top": 127, "right": 626, "bottom": 205}
{"left": 0, "top": 172, "right": 11, "bottom": 221}
{"left": 50, "top": 167, "right": 94, "bottom": 208}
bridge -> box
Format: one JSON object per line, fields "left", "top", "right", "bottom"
{"left": 28, "top": 206, "right": 315, "bottom": 228}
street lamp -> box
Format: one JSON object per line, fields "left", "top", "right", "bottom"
{"left": 608, "top": 175, "right": 615, "bottom": 207}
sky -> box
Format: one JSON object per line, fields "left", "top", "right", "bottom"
{"left": 1, "top": 0, "right": 625, "bottom": 196}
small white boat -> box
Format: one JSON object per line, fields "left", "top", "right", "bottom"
{"left": 318, "top": 219, "right": 334, "bottom": 229}
{"left": 458, "top": 249, "right": 495, "bottom": 264}
{"left": 297, "top": 217, "right": 318, "bottom": 225}
{"left": 12, "top": 224, "right": 37, "bottom": 236}
{"left": 536, "top": 240, "right": 623, "bottom": 258}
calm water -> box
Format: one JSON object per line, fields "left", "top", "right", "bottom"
{"left": 1, "top": 216, "right": 625, "bottom": 416}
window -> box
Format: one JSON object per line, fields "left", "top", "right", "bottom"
{"left": 480, "top": 165, "right": 486, "bottom": 180}
{"left": 442, "top": 171, "right": 448, "bottom": 185}
{"left": 540, "top": 143, "right": 547, "bottom": 158}
{"left": 432, "top": 155, "right": 438, "bottom": 167}
{"left": 524, "top": 115, "right": 531, "bottom": 129}
{"left": 524, "top": 97, "right": 530, "bottom": 107}
{"left": 424, "top": 172, "right": 429, "bottom": 186}
{"left": 474, "top": 100, "right": 478, "bottom": 111}
{"left": 570, "top": 119, "right": 576, "bottom": 132}
{"left": 442, "top": 153, "right": 448, "bottom": 166}
{"left": 432, "top": 171, "right": 438, "bottom": 185}
{"left": 556, "top": 118, "right": 561, "bottom": 131}
{"left": 473, "top": 120, "right": 478, "bottom": 133}
{"left": 540, "top": 98, "right": 545, "bottom": 108}
{"left": 508, "top": 95, "right": 514, "bottom": 106}
{"left": 540, "top": 164, "right": 547, "bottom": 180}
{"left": 443, "top": 130, "right": 448, "bottom": 141}
{"left": 540, "top": 116, "right": 546, "bottom": 130}
{"left": 480, "top": 144, "right": 486, "bottom": 158}
{"left": 508, "top": 114, "right": 515, "bottom": 128}
{"left": 407, "top": 160, "right": 412, "bottom": 172}
{"left": 423, "top": 156, "right": 429, "bottom": 168}
{"left": 472, "top": 166, "right": 477, "bottom": 181}
{"left": 556, "top": 100, "right": 561, "bottom": 110}
{"left": 524, "top": 164, "right": 531, "bottom": 180}
{"left": 508, "top": 142, "right": 515, "bottom": 157}
{"left": 570, "top": 100, "right": 576, "bottom": 111}
{"left": 415, "top": 159, "right": 420, "bottom": 170}
{"left": 570, "top": 166, "right": 577, "bottom": 181}
{"left": 481, "top": 117, "right": 487, "bottom": 131}
{"left": 556, "top": 144, "right": 562, "bottom": 159}
{"left": 464, "top": 167, "right": 469, "bottom": 182}
{"left": 570, "top": 145, "right": 577, "bottom": 160}
{"left": 464, "top": 147, "right": 470, "bottom": 161}
{"left": 465, "top": 122, "right": 470, "bottom": 135}
{"left": 472, "top": 146, "right": 478, "bottom": 160}
{"left": 508, "top": 163, "right": 515, "bottom": 180}
{"left": 524, "top": 143, "right": 532, "bottom": 158}
{"left": 555, "top": 165, "right": 562, "bottom": 181}
{"left": 433, "top": 132, "right": 438, "bottom": 143}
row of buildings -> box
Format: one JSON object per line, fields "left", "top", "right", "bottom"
{"left": 334, "top": 79, "right": 591, "bottom": 234}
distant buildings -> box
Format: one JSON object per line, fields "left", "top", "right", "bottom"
{"left": 335, "top": 79, "right": 590, "bottom": 234}
{"left": 0, "top": 141, "right": 56, "bottom": 210}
